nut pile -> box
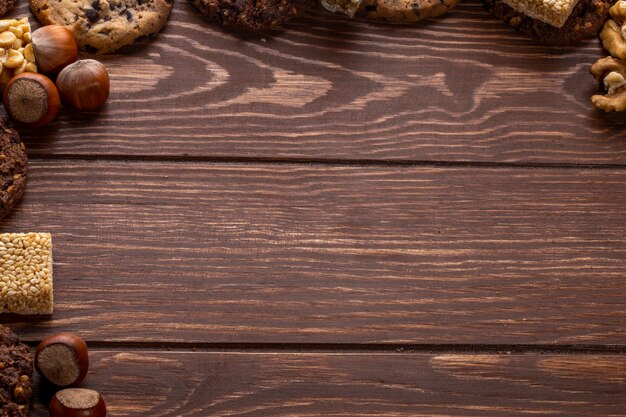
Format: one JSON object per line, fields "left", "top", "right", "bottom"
{"left": 0, "top": 21, "right": 110, "bottom": 126}
{"left": 36, "top": 333, "right": 108, "bottom": 417}
{"left": 0, "top": 18, "right": 37, "bottom": 90}
{"left": 591, "top": 0, "right": 626, "bottom": 111}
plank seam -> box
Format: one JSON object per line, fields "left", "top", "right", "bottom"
{"left": 18, "top": 342, "right": 626, "bottom": 354}
{"left": 27, "top": 155, "right": 626, "bottom": 170}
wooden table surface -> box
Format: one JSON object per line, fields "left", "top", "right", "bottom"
{"left": 2, "top": 0, "right": 626, "bottom": 415}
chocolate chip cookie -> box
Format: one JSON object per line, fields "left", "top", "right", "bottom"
{"left": 484, "top": 0, "right": 614, "bottom": 44}
{"left": 0, "top": 0, "right": 17, "bottom": 17}
{"left": 0, "top": 118, "right": 27, "bottom": 221}
{"left": 0, "top": 325, "right": 33, "bottom": 417}
{"left": 190, "top": 0, "right": 314, "bottom": 31}
{"left": 357, "top": 0, "right": 462, "bottom": 22}
{"left": 29, "top": 0, "right": 173, "bottom": 53}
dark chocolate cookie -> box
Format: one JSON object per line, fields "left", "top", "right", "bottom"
{"left": 0, "top": 325, "right": 33, "bottom": 417}
{"left": 190, "top": 0, "right": 314, "bottom": 31}
{"left": 0, "top": 0, "right": 17, "bottom": 17}
{"left": 484, "top": 0, "right": 614, "bottom": 45}
{"left": 0, "top": 118, "right": 27, "bottom": 221}
{"left": 29, "top": 0, "right": 173, "bottom": 53}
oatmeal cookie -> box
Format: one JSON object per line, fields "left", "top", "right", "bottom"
{"left": 357, "top": 0, "right": 462, "bottom": 22}
{"left": 0, "top": 325, "right": 33, "bottom": 417}
{"left": 484, "top": 0, "right": 614, "bottom": 44}
{"left": 0, "top": 118, "right": 27, "bottom": 221}
{"left": 29, "top": 0, "right": 173, "bottom": 53}
{"left": 190, "top": 0, "right": 314, "bottom": 31}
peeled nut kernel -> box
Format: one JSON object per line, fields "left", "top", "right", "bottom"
{"left": 4, "top": 49, "right": 24, "bottom": 69}
{"left": 590, "top": 55, "right": 626, "bottom": 82}
{"left": 0, "top": 20, "right": 15, "bottom": 32}
{"left": 600, "top": 19, "right": 626, "bottom": 59}
{"left": 601, "top": 0, "right": 626, "bottom": 58}
{"left": 590, "top": 56, "right": 626, "bottom": 112}
{"left": 610, "top": 0, "right": 626, "bottom": 22}
{"left": 0, "top": 31, "right": 16, "bottom": 48}
{"left": 604, "top": 71, "right": 626, "bottom": 94}
{"left": 9, "top": 26, "right": 22, "bottom": 39}
{"left": 13, "top": 59, "right": 27, "bottom": 75}
{"left": 23, "top": 43, "right": 34, "bottom": 62}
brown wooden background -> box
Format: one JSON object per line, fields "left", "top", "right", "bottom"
{"left": 2, "top": 0, "right": 626, "bottom": 414}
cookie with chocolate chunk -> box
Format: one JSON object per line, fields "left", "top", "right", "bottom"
{"left": 29, "top": 0, "right": 173, "bottom": 53}
{"left": 357, "top": 0, "right": 462, "bottom": 23}
{"left": 0, "top": 117, "right": 27, "bottom": 221}
{"left": 0, "top": 0, "right": 17, "bottom": 17}
{"left": 190, "top": 0, "right": 314, "bottom": 31}
{"left": 0, "top": 325, "right": 33, "bottom": 417}
{"left": 484, "top": 0, "right": 614, "bottom": 44}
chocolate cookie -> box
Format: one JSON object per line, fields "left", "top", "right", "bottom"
{"left": 190, "top": 0, "right": 314, "bottom": 31}
{"left": 0, "top": 118, "right": 27, "bottom": 221}
{"left": 29, "top": 0, "right": 173, "bottom": 53}
{"left": 0, "top": 0, "right": 17, "bottom": 17}
{"left": 484, "top": 0, "right": 614, "bottom": 44}
{"left": 0, "top": 325, "right": 33, "bottom": 417}
{"left": 358, "top": 0, "right": 462, "bottom": 22}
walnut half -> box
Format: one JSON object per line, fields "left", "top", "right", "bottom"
{"left": 600, "top": 19, "right": 626, "bottom": 59}
{"left": 590, "top": 56, "right": 626, "bottom": 112}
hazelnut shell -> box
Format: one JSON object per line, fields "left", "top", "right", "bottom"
{"left": 56, "top": 59, "right": 109, "bottom": 111}
{"left": 3, "top": 72, "right": 60, "bottom": 127}
{"left": 31, "top": 25, "right": 78, "bottom": 74}
{"left": 35, "top": 333, "right": 89, "bottom": 387}
{"left": 49, "top": 389, "right": 106, "bottom": 417}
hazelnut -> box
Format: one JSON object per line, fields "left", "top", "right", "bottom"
{"left": 3, "top": 72, "right": 60, "bottom": 127}
{"left": 56, "top": 59, "right": 109, "bottom": 111}
{"left": 31, "top": 25, "right": 78, "bottom": 75}
{"left": 49, "top": 388, "right": 106, "bottom": 417}
{"left": 35, "top": 333, "right": 89, "bottom": 387}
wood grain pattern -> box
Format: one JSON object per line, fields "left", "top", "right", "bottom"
{"left": 24, "top": 350, "right": 626, "bottom": 416}
{"left": 2, "top": 160, "right": 625, "bottom": 344}
{"left": 0, "top": 0, "right": 622, "bottom": 412}
{"left": 3, "top": 1, "right": 625, "bottom": 164}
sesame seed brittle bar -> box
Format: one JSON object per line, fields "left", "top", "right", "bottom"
{"left": 0, "top": 233, "right": 53, "bottom": 315}
{"left": 502, "top": 0, "right": 580, "bottom": 27}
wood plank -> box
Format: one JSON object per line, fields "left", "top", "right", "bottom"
{"left": 2, "top": 160, "right": 625, "bottom": 344}
{"left": 24, "top": 350, "right": 626, "bottom": 416}
{"left": 6, "top": 1, "right": 626, "bottom": 164}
